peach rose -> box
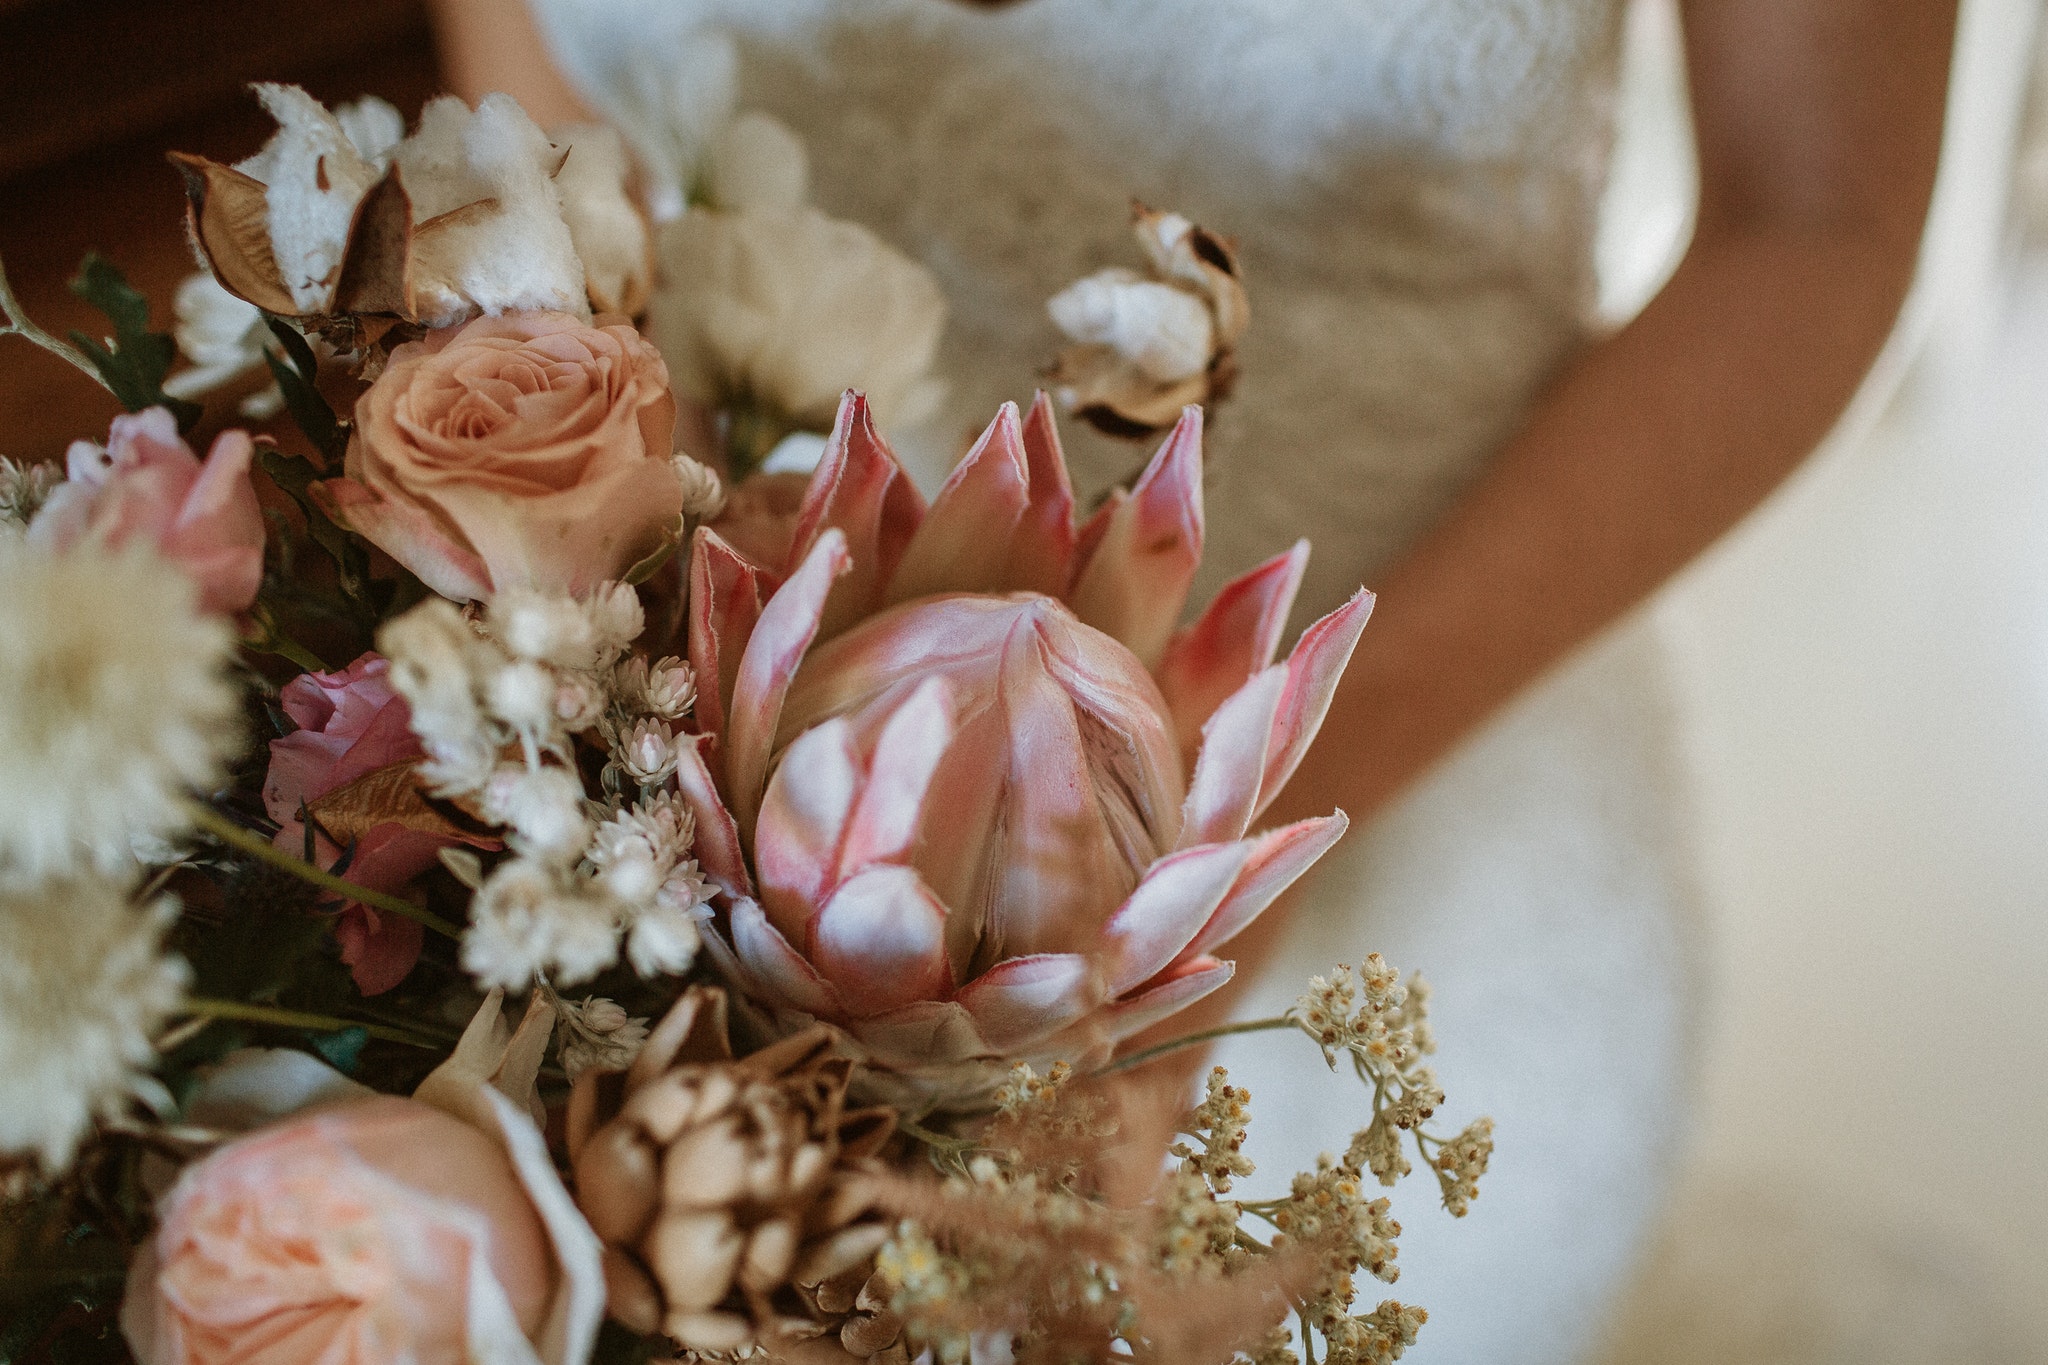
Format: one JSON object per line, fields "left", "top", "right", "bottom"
{"left": 28, "top": 407, "right": 264, "bottom": 614}
{"left": 315, "top": 312, "right": 684, "bottom": 602}
{"left": 123, "top": 1096, "right": 556, "bottom": 1365}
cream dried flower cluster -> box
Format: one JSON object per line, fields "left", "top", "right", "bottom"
{"left": 0, "top": 539, "right": 237, "bottom": 1168}
{"left": 378, "top": 585, "right": 715, "bottom": 989}
{"left": 0, "top": 454, "right": 61, "bottom": 537}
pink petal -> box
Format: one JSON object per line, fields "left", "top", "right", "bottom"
{"left": 808, "top": 865, "right": 953, "bottom": 1016}
{"left": 1257, "top": 589, "right": 1375, "bottom": 822}
{"left": 686, "top": 527, "right": 766, "bottom": 755}
{"left": 1182, "top": 814, "right": 1349, "bottom": 964}
{"left": 1004, "top": 392, "right": 1078, "bottom": 596}
{"left": 788, "top": 392, "right": 926, "bottom": 639}
{"left": 1065, "top": 407, "right": 1205, "bottom": 669}
{"left": 1176, "top": 666, "right": 1287, "bottom": 849}
{"left": 674, "top": 733, "right": 752, "bottom": 897}
{"left": 165, "top": 428, "right": 265, "bottom": 614}
{"left": 729, "top": 897, "right": 844, "bottom": 1018}
{"left": 754, "top": 718, "right": 861, "bottom": 942}
{"left": 836, "top": 678, "right": 954, "bottom": 877}
{"left": 1103, "top": 957, "right": 1235, "bottom": 1045}
{"left": 1157, "top": 541, "right": 1309, "bottom": 756}
{"left": 885, "top": 403, "right": 1031, "bottom": 605}
{"left": 311, "top": 477, "right": 494, "bottom": 603}
{"left": 954, "top": 953, "right": 1101, "bottom": 1052}
{"left": 850, "top": 1000, "right": 992, "bottom": 1067}
{"left": 727, "top": 529, "right": 852, "bottom": 836}
{"left": 1100, "top": 841, "right": 1253, "bottom": 996}
{"left": 336, "top": 905, "right": 425, "bottom": 996}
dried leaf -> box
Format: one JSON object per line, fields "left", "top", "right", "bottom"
{"left": 305, "top": 759, "right": 487, "bottom": 846}
{"left": 168, "top": 152, "right": 297, "bottom": 317}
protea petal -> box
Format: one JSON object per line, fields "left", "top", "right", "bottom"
{"left": 954, "top": 953, "right": 1101, "bottom": 1052}
{"left": 885, "top": 403, "right": 1031, "bottom": 604}
{"left": 1103, "top": 956, "right": 1234, "bottom": 1044}
{"left": 852, "top": 1000, "right": 994, "bottom": 1067}
{"left": 1066, "top": 406, "right": 1204, "bottom": 669}
{"left": 728, "top": 528, "right": 853, "bottom": 835}
{"left": 1101, "top": 840, "right": 1253, "bottom": 996}
{"left": 686, "top": 527, "right": 765, "bottom": 753}
{"left": 674, "top": 733, "right": 751, "bottom": 897}
{"left": 809, "top": 865, "right": 952, "bottom": 1016}
{"left": 1181, "top": 813, "right": 1349, "bottom": 964}
{"left": 729, "top": 897, "right": 843, "bottom": 1018}
{"left": 1256, "top": 589, "right": 1375, "bottom": 822}
{"left": 789, "top": 391, "right": 926, "bottom": 639}
{"left": 836, "top": 677, "right": 954, "bottom": 878}
{"left": 1157, "top": 541, "right": 1309, "bottom": 756}
{"left": 754, "top": 718, "right": 861, "bottom": 940}
{"left": 1176, "top": 665, "right": 1286, "bottom": 850}
{"left": 1004, "top": 392, "right": 1078, "bottom": 596}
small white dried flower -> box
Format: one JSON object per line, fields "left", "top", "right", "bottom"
{"left": 581, "top": 581, "right": 644, "bottom": 655}
{"left": 617, "top": 718, "right": 680, "bottom": 787}
{"left": 1172, "top": 1067, "right": 1255, "bottom": 1194}
{"left": 0, "top": 541, "right": 238, "bottom": 884}
{"left": 488, "top": 587, "right": 597, "bottom": 669}
{"left": 0, "top": 456, "right": 61, "bottom": 537}
{"left": 1048, "top": 267, "right": 1214, "bottom": 385}
{"left": 485, "top": 659, "right": 561, "bottom": 738}
{"left": 161, "top": 273, "right": 283, "bottom": 418}
{"left": 553, "top": 994, "right": 650, "bottom": 1081}
{"left": 481, "top": 764, "right": 591, "bottom": 863}
{"left": 1430, "top": 1118, "right": 1495, "bottom": 1218}
{"left": 641, "top": 657, "right": 696, "bottom": 721}
{"left": 463, "top": 856, "right": 619, "bottom": 989}
{"left": 672, "top": 453, "right": 726, "bottom": 520}
{"left": 0, "top": 878, "right": 188, "bottom": 1169}
{"left": 623, "top": 901, "right": 701, "bottom": 978}
{"left": 553, "top": 674, "right": 606, "bottom": 732}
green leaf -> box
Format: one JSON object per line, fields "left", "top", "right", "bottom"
{"left": 262, "top": 316, "right": 347, "bottom": 464}
{"left": 64, "top": 253, "right": 203, "bottom": 432}
{"left": 623, "top": 519, "right": 685, "bottom": 586}
{"left": 257, "top": 446, "right": 372, "bottom": 613}
{"left": 308, "top": 1025, "right": 370, "bottom": 1075}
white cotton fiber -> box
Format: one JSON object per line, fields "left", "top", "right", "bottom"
{"left": 239, "top": 83, "right": 383, "bottom": 312}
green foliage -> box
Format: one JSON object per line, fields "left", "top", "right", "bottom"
{"left": 261, "top": 315, "right": 347, "bottom": 464}
{"left": 65, "top": 254, "right": 202, "bottom": 433}
{"left": 308, "top": 1025, "right": 370, "bottom": 1075}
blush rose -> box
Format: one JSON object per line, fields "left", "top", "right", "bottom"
{"left": 263, "top": 653, "right": 488, "bottom": 995}
{"left": 121, "top": 1096, "right": 555, "bottom": 1365}
{"left": 28, "top": 406, "right": 264, "bottom": 615}
{"left": 313, "top": 311, "right": 685, "bottom": 602}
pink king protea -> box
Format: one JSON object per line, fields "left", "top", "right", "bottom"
{"left": 673, "top": 392, "right": 1371, "bottom": 1100}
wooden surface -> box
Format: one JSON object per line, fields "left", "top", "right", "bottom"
{"left": 0, "top": 5, "right": 439, "bottom": 464}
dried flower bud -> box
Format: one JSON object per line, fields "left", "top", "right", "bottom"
{"left": 673, "top": 454, "right": 727, "bottom": 521}
{"left": 619, "top": 718, "right": 680, "bottom": 787}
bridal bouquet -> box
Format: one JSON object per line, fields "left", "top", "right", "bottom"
{"left": 0, "top": 80, "right": 1492, "bottom": 1365}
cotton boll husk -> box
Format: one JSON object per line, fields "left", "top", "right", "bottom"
{"left": 0, "top": 540, "right": 239, "bottom": 886}
{"left": 704, "top": 112, "right": 809, "bottom": 213}
{"left": 398, "top": 95, "right": 588, "bottom": 326}
{"left": 0, "top": 879, "right": 188, "bottom": 1170}
{"left": 237, "top": 84, "right": 384, "bottom": 313}
{"left": 650, "top": 206, "right": 947, "bottom": 428}
{"left": 551, "top": 123, "right": 653, "bottom": 314}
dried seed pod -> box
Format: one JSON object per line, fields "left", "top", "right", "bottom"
{"left": 568, "top": 987, "right": 901, "bottom": 1360}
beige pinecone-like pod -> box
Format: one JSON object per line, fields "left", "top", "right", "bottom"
{"left": 566, "top": 987, "right": 903, "bottom": 1360}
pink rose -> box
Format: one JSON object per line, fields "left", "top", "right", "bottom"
{"left": 28, "top": 406, "right": 264, "bottom": 614}
{"left": 314, "top": 311, "right": 685, "bottom": 602}
{"left": 264, "top": 653, "right": 485, "bottom": 995}
{"left": 121, "top": 1096, "right": 557, "bottom": 1365}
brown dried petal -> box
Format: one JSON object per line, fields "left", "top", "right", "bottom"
{"left": 601, "top": 1246, "right": 664, "bottom": 1335}
{"left": 650, "top": 1208, "right": 743, "bottom": 1311}
{"left": 628, "top": 986, "right": 733, "bottom": 1089}
{"left": 663, "top": 1113, "right": 753, "bottom": 1208}
{"left": 169, "top": 152, "right": 297, "bottom": 316}
{"left": 793, "top": 1223, "right": 892, "bottom": 1286}
{"left": 574, "top": 1123, "right": 660, "bottom": 1245}
{"left": 841, "top": 1307, "right": 905, "bottom": 1358}
{"left": 331, "top": 165, "right": 417, "bottom": 319}
{"left": 740, "top": 1215, "right": 801, "bottom": 1292}
{"left": 666, "top": 1309, "right": 753, "bottom": 1353}
{"left": 624, "top": 1071, "right": 709, "bottom": 1144}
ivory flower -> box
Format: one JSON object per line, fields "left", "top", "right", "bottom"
{"left": 29, "top": 407, "right": 266, "bottom": 615}
{"left": 314, "top": 312, "right": 684, "bottom": 602}
{"left": 0, "top": 538, "right": 239, "bottom": 886}
{"left": 673, "top": 393, "right": 1370, "bottom": 1101}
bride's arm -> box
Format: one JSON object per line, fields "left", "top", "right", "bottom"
{"left": 1267, "top": 0, "right": 1959, "bottom": 832}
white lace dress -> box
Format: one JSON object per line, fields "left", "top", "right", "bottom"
{"left": 539, "top": 3, "right": 1700, "bottom": 1360}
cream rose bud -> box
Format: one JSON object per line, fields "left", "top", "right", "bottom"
{"left": 314, "top": 312, "right": 685, "bottom": 603}
{"left": 122, "top": 1096, "right": 556, "bottom": 1365}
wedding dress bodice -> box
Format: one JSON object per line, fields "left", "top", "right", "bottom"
{"left": 539, "top": 0, "right": 1629, "bottom": 619}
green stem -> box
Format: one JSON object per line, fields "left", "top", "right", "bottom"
{"left": 1093, "top": 1015, "right": 1299, "bottom": 1077}
{"left": 179, "top": 996, "right": 446, "bottom": 1049}
{"left": 0, "top": 251, "right": 114, "bottom": 392}
{"left": 185, "top": 803, "right": 464, "bottom": 940}
{"left": 242, "top": 602, "right": 334, "bottom": 673}
{"left": 722, "top": 397, "right": 797, "bottom": 482}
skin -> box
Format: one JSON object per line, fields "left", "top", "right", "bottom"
{"left": 431, "top": 0, "right": 1960, "bottom": 1048}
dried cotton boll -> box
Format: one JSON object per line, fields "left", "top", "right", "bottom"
{"left": 236, "top": 84, "right": 385, "bottom": 312}
{"left": 1047, "top": 268, "right": 1215, "bottom": 384}
{"left": 551, "top": 123, "right": 653, "bottom": 315}
{"left": 332, "top": 95, "right": 405, "bottom": 165}
{"left": 0, "top": 541, "right": 239, "bottom": 885}
{"left": 0, "top": 879, "right": 188, "bottom": 1170}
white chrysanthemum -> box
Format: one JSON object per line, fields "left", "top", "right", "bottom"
{"left": 0, "top": 877, "right": 188, "bottom": 1169}
{"left": 0, "top": 541, "right": 238, "bottom": 884}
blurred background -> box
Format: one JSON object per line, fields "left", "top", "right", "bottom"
{"left": 1, "top": 0, "right": 2043, "bottom": 1359}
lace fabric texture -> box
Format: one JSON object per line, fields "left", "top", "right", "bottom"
{"left": 536, "top": 4, "right": 1698, "bottom": 1362}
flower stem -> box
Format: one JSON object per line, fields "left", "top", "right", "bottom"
{"left": 722, "top": 397, "right": 796, "bottom": 482}
{"left": 0, "top": 251, "right": 113, "bottom": 393}
{"left": 178, "top": 996, "right": 447, "bottom": 1049}
{"left": 185, "top": 803, "right": 465, "bottom": 940}
{"left": 1093, "top": 1015, "right": 1299, "bottom": 1077}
